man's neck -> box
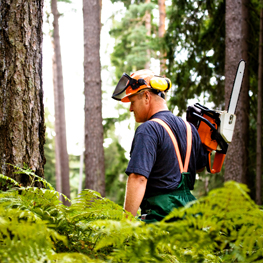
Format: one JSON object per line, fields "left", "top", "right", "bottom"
{"left": 146, "top": 103, "right": 168, "bottom": 120}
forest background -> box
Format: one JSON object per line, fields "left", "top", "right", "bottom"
{"left": 43, "top": 0, "right": 139, "bottom": 204}
{"left": 42, "top": 0, "right": 263, "bottom": 205}
{"left": 1, "top": 0, "right": 263, "bottom": 261}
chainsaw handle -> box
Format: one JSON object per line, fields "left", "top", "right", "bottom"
{"left": 207, "top": 151, "right": 226, "bottom": 174}
{"left": 192, "top": 112, "right": 228, "bottom": 154}
{"left": 192, "top": 112, "right": 217, "bottom": 131}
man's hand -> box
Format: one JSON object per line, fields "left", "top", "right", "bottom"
{"left": 124, "top": 173, "right": 147, "bottom": 217}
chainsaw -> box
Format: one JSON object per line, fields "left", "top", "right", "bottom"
{"left": 186, "top": 60, "right": 246, "bottom": 174}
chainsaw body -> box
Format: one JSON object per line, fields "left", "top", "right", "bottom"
{"left": 186, "top": 103, "right": 236, "bottom": 174}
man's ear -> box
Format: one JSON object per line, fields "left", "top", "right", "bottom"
{"left": 144, "top": 90, "right": 150, "bottom": 102}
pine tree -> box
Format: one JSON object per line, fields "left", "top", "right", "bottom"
{"left": 224, "top": 0, "right": 249, "bottom": 183}
{"left": 0, "top": 0, "right": 46, "bottom": 187}
{"left": 83, "top": 0, "right": 106, "bottom": 196}
{"left": 256, "top": 1, "right": 263, "bottom": 205}
{"left": 51, "top": 0, "right": 71, "bottom": 205}
{"left": 158, "top": 0, "right": 166, "bottom": 74}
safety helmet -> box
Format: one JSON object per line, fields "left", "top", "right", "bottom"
{"left": 112, "top": 69, "right": 171, "bottom": 102}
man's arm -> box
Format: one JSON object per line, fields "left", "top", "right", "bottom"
{"left": 124, "top": 173, "right": 147, "bottom": 217}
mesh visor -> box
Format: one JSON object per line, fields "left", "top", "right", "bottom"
{"left": 112, "top": 74, "right": 130, "bottom": 101}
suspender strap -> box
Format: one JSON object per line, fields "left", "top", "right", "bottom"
{"left": 150, "top": 118, "right": 192, "bottom": 173}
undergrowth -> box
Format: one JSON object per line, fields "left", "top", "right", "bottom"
{"left": 0, "top": 165, "right": 262, "bottom": 262}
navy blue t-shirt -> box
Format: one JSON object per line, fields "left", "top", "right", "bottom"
{"left": 125, "top": 111, "right": 207, "bottom": 196}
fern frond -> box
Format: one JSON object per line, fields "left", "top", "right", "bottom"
{"left": 0, "top": 173, "right": 20, "bottom": 187}
{"left": 50, "top": 252, "right": 105, "bottom": 262}
{"left": 8, "top": 163, "right": 55, "bottom": 190}
{"left": 70, "top": 189, "right": 127, "bottom": 221}
{"left": 0, "top": 206, "right": 66, "bottom": 263}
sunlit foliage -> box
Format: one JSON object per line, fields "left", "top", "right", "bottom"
{"left": 0, "top": 166, "right": 262, "bottom": 262}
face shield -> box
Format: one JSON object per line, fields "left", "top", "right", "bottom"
{"left": 112, "top": 73, "right": 147, "bottom": 102}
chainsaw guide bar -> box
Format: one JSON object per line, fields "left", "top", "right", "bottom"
{"left": 227, "top": 60, "right": 246, "bottom": 115}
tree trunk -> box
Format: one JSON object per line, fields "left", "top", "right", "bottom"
{"left": 83, "top": 0, "right": 105, "bottom": 196}
{"left": 256, "top": 6, "right": 263, "bottom": 205}
{"left": 224, "top": 0, "right": 249, "bottom": 183}
{"left": 144, "top": 0, "right": 151, "bottom": 69}
{"left": 0, "top": 0, "right": 45, "bottom": 187}
{"left": 51, "top": 0, "right": 71, "bottom": 205}
{"left": 158, "top": 0, "right": 166, "bottom": 74}
{"left": 52, "top": 41, "right": 62, "bottom": 198}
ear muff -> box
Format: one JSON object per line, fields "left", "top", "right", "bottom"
{"left": 150, "top": 76, "right": 171, "bottom": 91}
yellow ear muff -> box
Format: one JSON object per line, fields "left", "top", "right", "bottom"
{"left": 150, "top": 77, "right": 171, "bottom": 91}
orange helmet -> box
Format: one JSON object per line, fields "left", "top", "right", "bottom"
{"left": 112, "top": 69, "right": 171, "bottom": 102}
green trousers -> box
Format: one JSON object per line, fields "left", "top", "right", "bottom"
{"left": 140, "top": 173, "right": 196, "bottom": 223}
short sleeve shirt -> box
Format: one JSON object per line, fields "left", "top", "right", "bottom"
{"left": 125, "top": 111, "right": 207, "bottom": 197}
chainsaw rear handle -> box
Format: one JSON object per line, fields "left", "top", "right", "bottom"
{"left": 186, "top": 105, "right": 228, "bottom": 174}
{"left": 187, "top": 103, "right": 221, "bottom": 127}
{"left": 190, "top": 112, "right": 228, "bottom": 154}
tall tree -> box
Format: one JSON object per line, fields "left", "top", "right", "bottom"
{"left": 83, "top": 0, "right": 105, "bottom": 196}
{"left": 145, "top": 0, "right": 151, "bottom": 69}
{"left": 51, "top": 0, "right": 71, "bottom": 205}
{"left": 0, "top": 0, "right": 45, "bottom": 187}
{"left": 224, "top": 0, "right": 249, "bottom": 183}
{"left": 52, "top": 45, "right": 62, "bottom": 195}
{"left": 158, "top": 0, "right": 166, "bottom": 74}
{"left": 256, "top": 3, "right": 263, "bottom": 205}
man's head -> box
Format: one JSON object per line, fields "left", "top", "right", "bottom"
{"left": 112, "top": 69, "right": 171, "bottom": 122}
{"left": 112, "top": 69, "right": 171, "bottom": 103}
{"left": 128, "top": 88, "right": 167, "bottom": 122}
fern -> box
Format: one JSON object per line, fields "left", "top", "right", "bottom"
{"left": 9, "top": 163, "right": 55, "bottom": 190}
{"left": 50, "top": 252, "right": 105, "bottom": 262}
{"left": 89, "top": 181, "right": 263, "bottom": 262}
{"left": 0, "top": 173, "right": 20, "bottom": 187}
{"left": 0, "top": 206, "right": 66, "bottom": 263}
{"left": 70, "top": 189, "right": 131, "bottom": 221}
{"left": 9, "top": 163, "right": 71, "bottom": 203}
{"left": 0, "top": 171, "right": 107, "bottom": 262}
{"left": 0, "top": 169, "right": 262, "bottom": 262}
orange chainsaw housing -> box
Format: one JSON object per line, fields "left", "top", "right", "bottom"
{"left": 197, "top": 114, "right": 226, "bottom": 174}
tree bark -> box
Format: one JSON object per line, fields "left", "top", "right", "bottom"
{"left": 51, "top": 0, "right": 71, "bottom": 205}
{"left": 52, "top": 41, "right": 62, "bottom": 197}
{"left": 224, "top": 0, "right": 249, "bottom": 183}
{"left": 0, "top": 0, "right": 45, "bottom": 187}
{"left": 256, "top": 6, "right": 263, "bottom": 205}
{"left": 83, "top": 0, "right": 105, "bottom": 196}
{"left": 145, "top": 0, "right": 151, "bottom": 69}
{"left": 158, "top": 0, "right": 166, "bottom": 74}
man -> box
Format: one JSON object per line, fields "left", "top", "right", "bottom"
{"left": 112, "top": 69, "right": 207, "bottom": 223}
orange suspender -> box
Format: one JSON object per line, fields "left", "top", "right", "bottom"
{"left": 150, "top": 118, "right": 192, "bottom": 173}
